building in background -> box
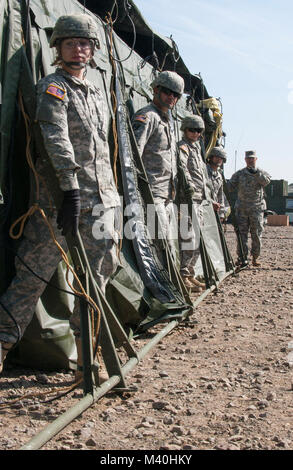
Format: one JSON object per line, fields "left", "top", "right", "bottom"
{"left": 265, "top": 180, "right": 293, "bottom": 224}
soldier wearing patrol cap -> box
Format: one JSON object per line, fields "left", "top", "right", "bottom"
{"left": 0, "top": 14, "right": 120, "bottom": 379}
{"left": 177, "top": 114, "right": 209, "bottom": 293}
{"left": 227, "top": 150, "right": 271, "bottom": 266}
{"left": 131, "top": 70, "right": 185, "bottom": 264}
{"left": 206, "top": 146, "right": 230, "bottom": 222}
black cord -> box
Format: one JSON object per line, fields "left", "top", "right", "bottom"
{"left": 110, "top": 0, "right": 119, "bottom": 24}
{"left": 0, "top": 244, "right": 103, "bottom": 346}
{"left": 138, "top": 28, "right": 159, "bottom": 72}
{"left": 0, "top": 299, "right": 22, "bottom": 347}
{"left": 13, "top": 248, "right": 103, "bottom": 360}
{"left": 170, "top": 35, "right": 180, "bottom": 71}
{"left": 105, "top": 1, "right": 137, "bottom": 63}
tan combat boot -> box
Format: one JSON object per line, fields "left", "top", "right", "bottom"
{"left": 75, "top": 338, "right": 108, "bottom": 385}
{"left": 182, "top": 277, "right": 202, "bottom": 293}
{"left": 188, "top": 276, "right": 206, "bottom": 290}
{"left": 0, "top": 343, "right": 13, "bottom": 374}
{"left": 252, "top": 256, "right": 261, "bottom": 267}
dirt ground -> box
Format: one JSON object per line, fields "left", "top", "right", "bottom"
{"left": 0, "top": 224, "right": 292, "bottom": 451}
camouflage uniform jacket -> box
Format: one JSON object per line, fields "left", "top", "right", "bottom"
{"left": 177, "top": 138, "right": 209, "bottom": 202}
{"left": 132, "top": 103, "right": 177, "bottom": 203}
{"left": 206, "top": 164, "right": 230, "bottom": 218}
{"left": 35, "top": 68, "right": 120, "bottom": 209}
{"left": 227, "top": 167, "right": 271, "bottom": 210}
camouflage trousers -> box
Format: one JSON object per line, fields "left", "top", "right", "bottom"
{"left": 235, "top": 206, "right": 264, "bottom": 259}
{"left": 0, "top": 208, "right": 120, "bottom": 344}
{"left": 179, "top": 200, "right": 203, "bottom": 277}
{"left": 155, "top": 200, "right": 178, "bottom": 266}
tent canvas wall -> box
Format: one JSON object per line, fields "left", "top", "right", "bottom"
{"left": 0, "top": 0, "right": 232, "bottom": 369}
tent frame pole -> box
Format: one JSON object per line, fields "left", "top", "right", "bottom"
{"left": 20, "top": 269, "right": 234, "bottom": 451}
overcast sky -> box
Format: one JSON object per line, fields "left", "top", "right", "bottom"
{"left": 134, "top": 0, "right": 293, "bottom": 183}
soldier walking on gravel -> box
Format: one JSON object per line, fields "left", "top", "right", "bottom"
{"left": 206, "top": 146, "right": 230, "bottom": 222}
{"left": 177, "top": 115, "right": 209, "bottom": 293}
{"left": 0, "top": 14, "right": 120, "bottom": 378}
{"left": 131, "top": 70, "right": 184, "bottom": 263}
{"left": 226, "top": 150, "right": 271, "bottom": 266}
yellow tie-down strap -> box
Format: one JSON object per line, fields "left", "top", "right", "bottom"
{"left": 200, "top": 97, "right": 224, "bottom": 156}
{"left": 200, "top": 97, "right": 221, "bottom": 112}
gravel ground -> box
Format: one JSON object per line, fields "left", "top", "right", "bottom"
{"left": 0, "top": 225, "right": 292, "bottom": 451}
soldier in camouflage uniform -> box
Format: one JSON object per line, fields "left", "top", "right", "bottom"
{"left": 177, "top": 115, "right": 209, "bottom": 292}
{"left": 227, "top": 150, "right": 271, "bottom": 266}
{"left": 131, "top": 71, "right": 184, "bottom": 264}
{"left": 206, "top": 146, "right": 230, "bottom": 222}
{"left": 0, "top": 15, "right": 120, "bottom": 375}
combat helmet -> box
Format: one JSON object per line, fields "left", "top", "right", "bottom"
{"left": 151, "top": 71, "right": 185, "bottom": 96}
{"left": 180, "top": 114, "right": 205, "bottom": 132}
{"left": 50, "top": 14, "right": 100, "bottom": 48}
{"left": 209, "top": 146, "right": 227, "bottom": 163}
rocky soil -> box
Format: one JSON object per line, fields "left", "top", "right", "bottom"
{"left": 0, "top": 225, "right": 292, "bottom": 451}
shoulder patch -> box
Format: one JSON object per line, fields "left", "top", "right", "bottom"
{"left": 134, "top": 114, "right": 148, "bottom": 124}
{"left": 46, "top": 84, "right": 66, "bottom": 101}
{"left": 179, "top": 144, "right": 189, "bottom": 154}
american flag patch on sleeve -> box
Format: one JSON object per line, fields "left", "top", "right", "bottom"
{"left": 134, "top": 114, "right": 147, "bottom": 123}
{"left": 180, "top": 144, "right": 189, "bottom": 154}
{"left": 46, "top": 84, "right": 66, "bottom": 100}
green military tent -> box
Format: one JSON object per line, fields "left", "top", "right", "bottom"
{"left": 0, "top": 0, "right": 233, "bottom": 370}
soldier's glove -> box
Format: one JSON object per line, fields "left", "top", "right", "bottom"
{"left": 57, "top": 189, "right": 81, "bottom": 236}
{"left": 247, "top": 167, "right": 257, "bottom": 174}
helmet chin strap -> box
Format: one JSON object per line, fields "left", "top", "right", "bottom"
{"left": 62, "top": 61, "right": 86, "bottom": 70}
